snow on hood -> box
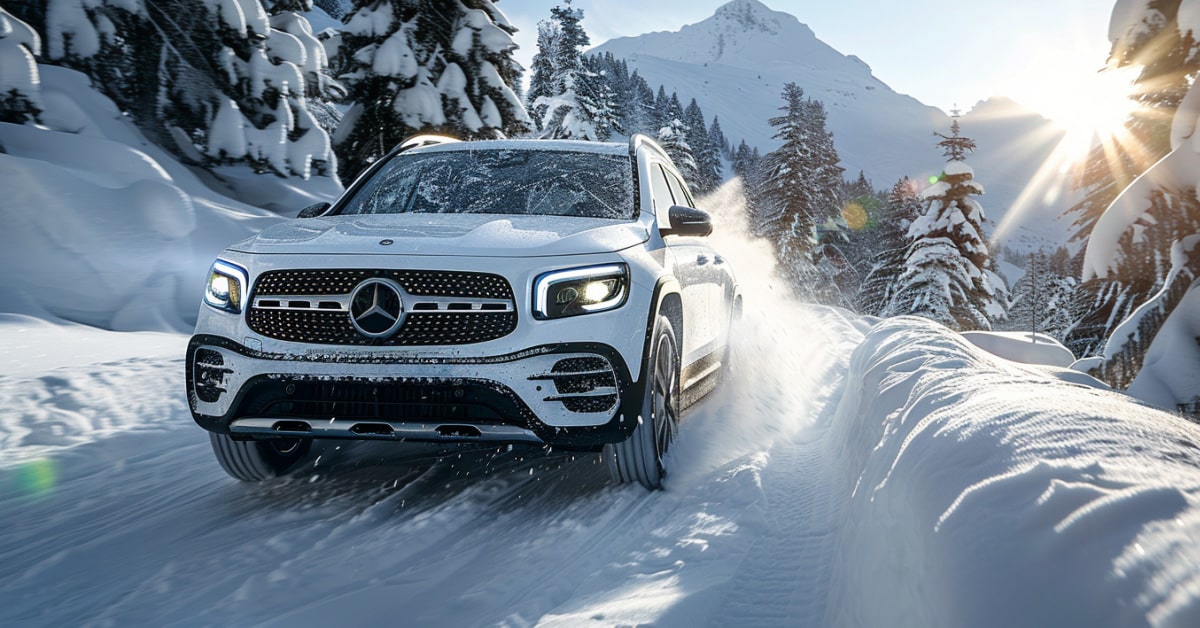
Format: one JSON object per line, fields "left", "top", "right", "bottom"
{"left": 229, "top": 213, "right": 649, "bottom": 257}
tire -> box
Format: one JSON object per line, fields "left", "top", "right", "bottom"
{"left": 605, "top": 315, "right": 680, "bottom": 490}
{"left": 209, "top": 432, "right": 312, "bottom": 482}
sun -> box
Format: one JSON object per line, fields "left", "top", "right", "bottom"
{"left": 1036, "top": 66, "right": 1143, "bottom": 163}
{"left": 989, "top": 65, "right": 1146, "bottom": 247}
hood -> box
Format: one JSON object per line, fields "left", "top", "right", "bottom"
{"left": 230, "top": 213, "right": 650, "bottom": 258}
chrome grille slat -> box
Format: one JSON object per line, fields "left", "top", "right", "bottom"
{"left": 247, "top": 269, "right": 517, "bottom": 345}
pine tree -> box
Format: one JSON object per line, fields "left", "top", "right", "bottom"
{"left": 657, "top": 118, "right": 698, "bottom": 186}
{"left": 628, "top": 71, "right": 657, "bottom": 135}
{"left": 1064, "top": 0, "right": 1200, "bottom": 359}
{"left": 648, "top": 85, "right": 668, "bottom": 130}
{"left": 682, "top": 99, "right": 720, "bottom": 194}
{"left": 837, "top": 172, "right": 885, "bottom": 282}
{"left": 313, "top": 0, "right": 350, "bottom": 19}
{"left": 526, "top": 1, "right": 616, "bottom": 141}
{"left": 857, "top": 177, "right": 922, "bottom": 315}
{"left": 708, "top": 115, "right": 730, "bottom": 159}
{"left": 757, "top": 82, "right": 844, "bottom": 293}
{"left": 887, "top": 116, "right": 1007, "bottom": 330}
{"left": 334, "top": 0, "right": 530, "bottom": 177}
{"left": 12, "top": 0, "right": 340, "bottom": 181}
{"left": 1002, "top": 251, "right": 1078, "bottom": 340}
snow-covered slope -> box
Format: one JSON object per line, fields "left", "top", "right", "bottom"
{"left": 592, "top": 0, "right": 1072, "bottom": 251}
{"left": 0, "top": 65, "right": 340, "bottom": 332}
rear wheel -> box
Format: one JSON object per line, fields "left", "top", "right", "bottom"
{"left": 605, "top": 315, "right": 679, "bottom": 490}
{"left": 209, "top": 432, "right": 312, "bottom": 481}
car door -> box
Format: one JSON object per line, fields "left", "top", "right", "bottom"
{"left": 658, "top": 166, "right": 728, "bottom": 369}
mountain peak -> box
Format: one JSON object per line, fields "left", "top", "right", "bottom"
{"left": 712, "top": 0, "right": 785, "bottom": 34}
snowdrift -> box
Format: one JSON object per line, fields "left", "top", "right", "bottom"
{"left": 0, "top": 65, "right": 339, "bottom": 332}
{"left": 829, "top": 316, "right": 1200, "bottom": 627}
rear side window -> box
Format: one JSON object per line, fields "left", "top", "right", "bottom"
{"left": 338, "top": 149, "right": 636, "bottom": 220}
{"left": 664, "top": 170, "right": 695, "bottom": 208}
{"left": 649, "top": 164, "right": 675, "bottom": 223}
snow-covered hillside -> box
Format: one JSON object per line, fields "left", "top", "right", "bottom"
{"left": 592, "top": 0, "right": 1072, "bottom": 251}
{"left": 0, "top": 65, "right": 340, "bottom": 332}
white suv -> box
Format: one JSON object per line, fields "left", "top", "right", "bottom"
{"left": 186, "top": 135, "right": 739, "bottom": 489}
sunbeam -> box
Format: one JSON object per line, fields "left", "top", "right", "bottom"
{"left": 990, "top": 66, "right": 1146, "bottom": 246}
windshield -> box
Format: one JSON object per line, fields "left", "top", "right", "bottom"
{"left": 338, "top": 149, "right": 636, "bottom": 220}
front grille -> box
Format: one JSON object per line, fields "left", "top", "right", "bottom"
{"left": 245, "top": 379, "right": 535, "bottom": 425}
{"left": 247, "top": 269, "right": 517, "bottom": 345}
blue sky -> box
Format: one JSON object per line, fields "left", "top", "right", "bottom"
{"left": 501, "top": 0, "right": 1117, "bottom": 125}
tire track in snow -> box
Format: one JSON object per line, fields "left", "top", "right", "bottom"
{"left": 711, "top": 434, "right": 840, "bottom": 626}
{"left": 697, "top": 296, "right": 865, "bottom": 627}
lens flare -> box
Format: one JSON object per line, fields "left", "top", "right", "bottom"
{"left": 17, "top": 458, "right": 58, "bottom": 496}
{"left": 842, "top": 202, "right": 868, "bottom": 231}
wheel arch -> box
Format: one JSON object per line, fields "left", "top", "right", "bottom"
{"left": 649, "top": 277, "right": 684, "bottom": 365}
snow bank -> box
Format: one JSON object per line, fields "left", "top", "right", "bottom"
{"left": 0, "top": 315, "right": 184, "bottom": 467}
{"left": 0, "top": 65, "right": 285, "bottom": 331}
{"left": 1128, "top": 282, "right": 1200, "bottom": 409}
{"left": 829, "top": 316, "right": 1200, "bottom": 627}
{"left": 961, "top": 329, "right": 1077, "bottom": 367}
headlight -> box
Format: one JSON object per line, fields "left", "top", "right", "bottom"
{"left": 533, "top": 264, "right": 629, "bottom": 319}
{"left": 203, "top": 260, "right": 248, "bottom": 313}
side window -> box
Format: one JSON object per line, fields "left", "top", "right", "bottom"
{"left": 664, "top": 171, "right": 695, "bottom": 209}
{"left": 649, "top": 164, "right": 675, "bottom": 225}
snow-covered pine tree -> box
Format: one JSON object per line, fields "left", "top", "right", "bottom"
{"left": 1002, "top": 250, "right": 1078, "bottom": 341}
{"left": 683, "top": 98, "right": 720, "bottom": 194}
{"left": 887, "top": 116, "right": 1007, "bottom": 330}
{"left": 525, "top": 14, "right": 558, "bottom": 133}
{"left": 652, "top": 85, "right": 670, "bottom": 131}
{"left": 312, "top": 0, "right": 351, "bottom": 19}
{"left": 334, "top": 0, "right": 530, "bottom": 177}
{"left": 1064, "top": 0, "right": 1200, "bottom": 360}
{"left": 265, "top": 1, "right": 346, "bottom": 135}
{"left": 526, "top": 1, "right": 616, "bottom": 141}
{"left": 708, "top": 115, "right": 730, "bottom": 160}
{"left": 12, "top": 0, "right": 339, "bottom": 181}
{"left": 0, "top": 8, "right": 42, "bottom": 125}
{"left": 837, "top": 171, "right": 884, "bottom": 280}
{"left": 627, "top": 70, "right": 656, "bottom": 135}
{"left": 657, "top": 117, "right": 698, "bottom": 187}
{"left": 757, "top": 82, "right": 844, "bottom": 293}
{"left": 857, "top": 177, "right": 922, "bottom": 316}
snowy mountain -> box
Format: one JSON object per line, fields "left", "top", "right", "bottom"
{"left": 591, "top": 0, "right": 1072, "bottom": 252}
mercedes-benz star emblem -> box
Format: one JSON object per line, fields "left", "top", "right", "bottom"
{"left": 349, "top": 278, "right": 405, "bottom": 338}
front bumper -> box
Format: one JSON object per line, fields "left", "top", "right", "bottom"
{"left": 186, "top": 335, "right": 645, "bottom": 450}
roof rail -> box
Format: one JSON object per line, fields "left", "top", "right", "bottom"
{"left": 628, "top": 133, "right": 669, "bottom": 161}
{"left": 398, "top": 134, "right": 461, "bottom": 152}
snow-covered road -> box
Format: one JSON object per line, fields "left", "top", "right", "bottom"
{"left": 0, "top": 299, "right": 868, "bottom": 627}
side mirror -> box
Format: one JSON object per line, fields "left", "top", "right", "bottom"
{"left": 298, "top": 202, "right": 331, "bottom": 218}
{"left": 661, "top": 205, "right": 712, "bottom": 237}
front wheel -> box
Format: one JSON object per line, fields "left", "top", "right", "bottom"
{"left": 209, "top": 432, "right": 312, "bottom": 481}
{"left": 605, "top": 315, "right": 680, "bottom": 490}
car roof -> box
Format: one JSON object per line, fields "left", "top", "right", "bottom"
{"left": 402, "top": 138, "right": 629, "bottom": 157}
